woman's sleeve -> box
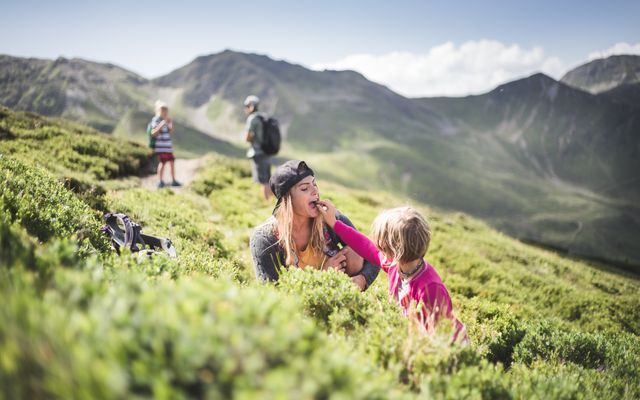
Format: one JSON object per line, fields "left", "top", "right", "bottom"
{"left": 335, "top": 213, "right": 381, "bottom": 287}
{"left": 250, "top": 225, "right": 282, "bottom": 283}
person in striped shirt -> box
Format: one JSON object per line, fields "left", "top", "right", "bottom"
{"left": 150, "top": 101, "right": 181, "bottom": 188}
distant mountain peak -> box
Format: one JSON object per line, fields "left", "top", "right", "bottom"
{"left": 561, "top": 54, "right": 640, "bottom": 94}
{"left": 490, "top": 72, "right": 559, "bottom": 95}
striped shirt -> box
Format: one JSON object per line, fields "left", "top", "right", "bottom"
{"left": 150, "top": 116, "right": 173, "bottom": 154}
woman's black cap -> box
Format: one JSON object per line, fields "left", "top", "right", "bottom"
{"left": 270, "top": 160, "right": 314, "bottom": 212}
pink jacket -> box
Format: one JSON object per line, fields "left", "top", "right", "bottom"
{"left": 334, "top": 220, "right": 467, "bottom": 342}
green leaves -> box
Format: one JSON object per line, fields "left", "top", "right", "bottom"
{"left": 0, "top": 155, "right": 107, "bottom": 252}
{"left": 279, "top": 268, "right": 374, "bottom": 330}
{"left": 0, "top": 260, "right": 395, "bottom": 398}
{"left": 0, "top": 105, "right": 149, "bottom": 181}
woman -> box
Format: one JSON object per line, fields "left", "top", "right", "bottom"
{"left": 250, "top": 160, "right": 380, "bottom": 290}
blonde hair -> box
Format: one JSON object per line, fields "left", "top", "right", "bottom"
{"left": 155, "top": 100, "right": 168, "bottom": 115}
{"left": 371, "top": 206, "right": 431, "bottom": 264}
{"left": 274, "top": 192, "right": 325, "bottom": 266}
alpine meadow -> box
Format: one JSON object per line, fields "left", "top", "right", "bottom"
{"left": 1, "top": 11, "right": 640, "bottom": 397}
{"left": 2, "top": 52, "right": 639, "bottom": 270}
{"left": 1, "top": 100, "right": 639, "bottom": 397}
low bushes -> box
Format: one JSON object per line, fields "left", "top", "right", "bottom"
{"left": 279, "top": 268, "right": 375, "bottom": 330}
{"left": 0, "top": 106, "right": 149, "bottom": 181}
{"left": 0, "top": 155, "right": 107, "bottom": 253}
{"left": 1, "top": 107, "right": 639, "bottom": 398}
{"left": 1, "top": 260, "right": 397, "bottom": 399}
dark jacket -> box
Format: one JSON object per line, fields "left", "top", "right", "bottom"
{"left": 250, "top": 211, "right": 381, "bottom": 289}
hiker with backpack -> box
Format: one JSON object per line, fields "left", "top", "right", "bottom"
{"left": 148, "top": 100, "right": 181, "bottom": 188}
{"left": 243, "top": 95, "right": 281, "bottom": 200}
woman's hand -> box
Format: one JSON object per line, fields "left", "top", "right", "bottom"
{"left": 323, "top": 248, "right": 347, "bottom": 272}
{"left": 316, "top": 200, "right": 337, "bottom": 228}
{"left": 351, "top": 274, "right": 367, "bottom": 291}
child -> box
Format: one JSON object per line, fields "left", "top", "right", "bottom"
{"left": 317, "top": 200, "right": 467, "bottom": 342}
{"left": 149, "top": 101, "right": 181, "bottom": 188}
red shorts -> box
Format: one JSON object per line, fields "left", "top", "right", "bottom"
{"left": 157, "top": 153, "right": 175, "bottom": 163}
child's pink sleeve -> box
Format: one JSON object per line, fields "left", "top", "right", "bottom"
{"left": 334, "top": 220, "right": 384, "bottom": 268}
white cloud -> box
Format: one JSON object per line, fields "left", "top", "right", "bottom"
{"left": 587, "top": 41, "right": 640, "bottom": 60}
{"left": 312, "top": 40, "right": 566, "bottom": 97}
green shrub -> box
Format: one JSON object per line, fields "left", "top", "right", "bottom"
{"left": 0, "top": 267, "right": 398, "bottom": 399}
{"left": 191, "top": 155, "right": 251, "bottom": 198}
{"left": 278, "top": 268, "right": 374, "bottom": 330}
{"left": 2, "top": 111, "right": 640, "bottom": 399}
{"left": 0, "top": 105, "right": 149, "bottom": 214}
{"left": 514, "top": 321, "right": 608, "bottom": 369}
{"left": 105, "top": 188, "right": 247, "bottom": 281}
{"left": 420, "top": 362, "right": 511, "bottom": 400}
{"left": 0, "top": 214, "right": 83, "bottom": 291}
{"left": 457, "top": 299, "right": 527, "bottom": 368}
{"left": 0, "top": 105, "right": 148, "bottom": 181}
{"left": 0, "top": 155, "right": 107, "bottom": 253}
{"left": 507, "top": 361, "right": 587, "bottom": 400}
{"left": 512, "top": 319, "right": 640, "bottom": 398}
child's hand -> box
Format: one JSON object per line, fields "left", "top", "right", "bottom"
{"left": 323, "top": 250, "right": 347, "bottom": 272}
{"left": 316, "top": 200, "right": 337, "bottom": 228}
{"left": 351, "top": 274, "right": 367, "bottom": 291}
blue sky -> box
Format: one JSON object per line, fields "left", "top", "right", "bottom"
{"left": 2, "top": 0, "right": 639, "bottom": 96}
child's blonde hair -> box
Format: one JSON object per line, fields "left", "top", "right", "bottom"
{"left": 371, "top": 206, "right": 431, "bottom": 264}
{"left": 155, "top": 100, "right": 168, "bottom": 115}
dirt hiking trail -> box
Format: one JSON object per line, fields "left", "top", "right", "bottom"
{"left": 140, "top": 157, "right": 206, "bottom": 190}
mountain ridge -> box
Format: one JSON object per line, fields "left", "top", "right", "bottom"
{"left": 560, "top": 54, "right": 640, "bottom": 93}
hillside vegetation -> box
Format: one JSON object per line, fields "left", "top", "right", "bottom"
{"left": 1, "top": 108, "right": 639, "bottom": 399}
{"left": 2, "top": 51, "right": 639, "bottom": 270}
{"left": 0, "top": 55, "right": 152, "bottom": 132}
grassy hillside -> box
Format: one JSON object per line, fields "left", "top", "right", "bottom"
{"left": 1, "top": 109, "right": 639, "bottom": 398}
{"left": 0, "top": 55, "right": 153, "bottom": 132}
{"left": 2, "top": 51, "right": 640, "bottom": 270}
{"left": 156, "top": 51, "right": 640, "bottom": 270}
{"left": 417, "top": 75, "right": 640, "bottom": 270}
{"left": 0, "top": 105, "right": 150, "bottom": 210}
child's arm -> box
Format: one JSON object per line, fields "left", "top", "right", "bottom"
{"left": 335, "top": 212, "right": 381, "bottom": 287}
{"left": 166, "top": 118, "right": 173, "bottom": 133}
{"left": 317, "top": 200, "right": 384, "bottom": 267}
{"left": 151, "top": 119, "right": 168, "bottom": 136}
